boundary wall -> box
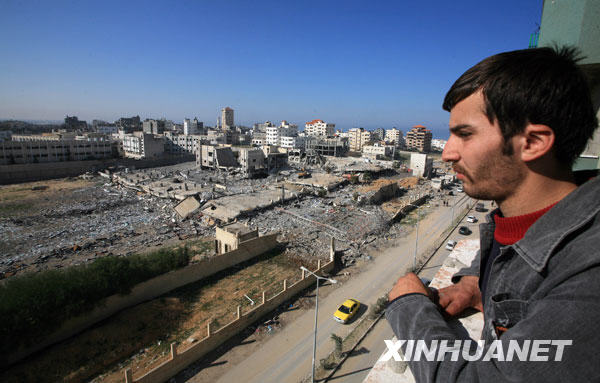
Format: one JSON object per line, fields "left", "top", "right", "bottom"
{"left": 7, "top": 233, "right": 278, "bottom": 366}
{"left": 0, "top": 155, "right": 194, "bottom": 184}
{"left": 124, "top": 252, "right": 335, "bottom": 383}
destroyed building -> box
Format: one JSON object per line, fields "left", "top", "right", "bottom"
{"left": 198, "top": 145, "right": 238, "bottom": 169}
{"left": 214, "top": 222, "right": 259, "bottom": 254}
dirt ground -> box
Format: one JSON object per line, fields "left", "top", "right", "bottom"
{"left": 0, "top": 167, "right": 442, "bottom": 383}
{"left": 0, "top": 243, "right": 325, "bottom": 383}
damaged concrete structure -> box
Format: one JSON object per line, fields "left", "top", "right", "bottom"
{"left": 215, "top": 222, "right": 259, "bottom": 254}
{"left": 201, "top": 186, "right": 297, "bottom": 222}
{"left": 199, "top": 145, "right": 238, "bottom": 169}
{"left": 174, "top": 196, "right": 201, "bottom": 219}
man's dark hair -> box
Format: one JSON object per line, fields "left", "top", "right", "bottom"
{"left": 443, "top": 46, "right": 598, "bottom": 166}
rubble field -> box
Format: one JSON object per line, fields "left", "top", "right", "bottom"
{"left": 0, "top": 160, "right": 429, "bottom": 279}
{"left": 0, "top": 159, "right": 447, "bottom": 383}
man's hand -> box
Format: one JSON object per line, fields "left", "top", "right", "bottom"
{"left": 437, "top": 275, "right": 483, "bottom": 317}
{"left": 388, "top": 273, "right": 434, "bottom": 302}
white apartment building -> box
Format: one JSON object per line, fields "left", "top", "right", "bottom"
{"left": 362, "top": 143, "right": 395, "bottom": 160}
{"left": 122, "top": 132, "right": 164, "bottom": 159}
{"left": 266, "top": 120, "right": 299, "bottom": 146}
{"left": 431, "top": 139, "right": 447, "bottom": 151}
{"left": 164, "top": 132, "right": 204, "bottom": 155}
{"left": 183, "top": 118, "right": 203, "bottom": 135}
{"left": 385, "top": 128, "right": 404, "bottom": 147}
{"left": 0, "top": 139, "right": 115, "bottom": 165}
{"left": 279, "top": 135, "right": 306, "bottom": 150}
{"left": 305, "top": 119, "right": 335, "bottom": 137}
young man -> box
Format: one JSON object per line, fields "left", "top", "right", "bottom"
{"left": 386, "top": 47, "right": 599, "bottom": 382}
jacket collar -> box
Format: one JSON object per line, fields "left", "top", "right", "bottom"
{"left": 510, "top": 176, "right": 600, "bottom": 272}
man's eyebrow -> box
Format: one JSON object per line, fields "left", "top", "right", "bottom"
{"left": 449, "top": 124, "right": 472, "bottom": 133}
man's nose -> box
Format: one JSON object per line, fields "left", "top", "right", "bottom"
{"left": 441, "top": 136, "right": 459, "bottom": 163}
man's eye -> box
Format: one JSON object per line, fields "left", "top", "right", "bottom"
{"left": 458, "top": 132, "right": 471, "bottom": 138}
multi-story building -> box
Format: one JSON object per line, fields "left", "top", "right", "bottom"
{"left": 236, "top": 147, "right": 266, "bottom": 175}
{"left": 348, "top": 128, "right": 372, "bottom": 152}
{"left": 252, "top": 121, "right": 273, "bottom": 133}
{"left": 372, "top": 128, "right": 386, "bottom": 141}
{"left": 385, "top": 128, "right": 404, "bottom": 147}
{"left": 266, "top": 120, "right": 299, "bottom": 146}
{"left": 116, "top": 116, "right": 141, "bottom": 133}
{"left": 96, "top": 125, "right": 118, "bottom": 135}
{"left": 12, "top": 131, "right": 78, "bottom": 141}
{"left": 64, "top": 116, "right": 87, "bottom": 130}
{"left": 305, "top": 119, "right": 335, "bottom": 137}
{"left": 305, "top": 137, "right": 348, "bottom": 157}
{"left": 348, "top": 128, "right": 363, "bottom": 152}
{"left": 122, "top": 132, "right": 164, "bottom": 159}
{"left": 183, "top": 118, "right": 203, "bottom": 135}
{"left": 198, "top": 145, "right": 238, "bottom": 169}
{"left": 431, "top": 139, "right": 447, "bottom": 151}
{"left": 0, "top": 131, "right": 12, "bottom": 142}
{"left": 163, "top": 132, "right": 205, "bottom": 155}
{"left": 362, "top": 143, "right": 395, "bottom": 160}
{"left": 143, "top": 119, "right": 166, "bottom": 135}
{"left": 0, "top": 138, "right": 116, "bottom": 165}
{"left": 279, "top": 135, "right": 306, "bottom": 150}
{"left": 221, "top": 107, "right": 234, "bottom": 130}
{"left": 405, "top": 125, "right": 432, "bottom": 152}
{"left": 251, "top": 132, "right": 267, "bottom": 146}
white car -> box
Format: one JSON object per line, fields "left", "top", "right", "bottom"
{"left": 445, "top": 240, "right": 457, "bottom": 251}
{"left": 466, "top": 215, "right": 478, "bottom": 223}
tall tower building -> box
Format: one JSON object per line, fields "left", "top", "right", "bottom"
{"left": 221, "top": 107, "right": 234, "bottom": 130}
{"left": 405, "top": 125, "right": 432, "bottom": 153}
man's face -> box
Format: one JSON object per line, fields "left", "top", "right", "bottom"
{"left": 442, "top": 91, "right": 525, "bottom": 201}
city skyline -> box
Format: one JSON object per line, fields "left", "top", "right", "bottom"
{"left": 0, "top": 0, "right": 543, "bottom": 139}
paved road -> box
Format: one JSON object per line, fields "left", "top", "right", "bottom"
{"left": 189, "top": 193, "right": 475, "bottom": 383}
{"left": 326, "top": 197, "right": 491, "bottom": 383}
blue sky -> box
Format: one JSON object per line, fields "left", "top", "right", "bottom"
{"left": 0, "top": 0, "right": 543, "bottom": 138}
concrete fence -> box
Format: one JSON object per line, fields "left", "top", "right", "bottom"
{"left": 0, "top": 155, "right": 195, "bottom": 185}
{"left": 124, "top": 251, "right": 335, "bottom": 383}
{"left": 391, "top": 194, "right": 430, "bottom": 222}
{"left": 7, "top": 233, "right": 279, "bottom": 366}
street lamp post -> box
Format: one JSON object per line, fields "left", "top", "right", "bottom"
{"left": 451, "top": 192, "right": 457, "bottom": 224}
{"left": 300, "top": 266, "right": 337, "bottom": 383}
{"left": 407, "top": 203, "right": 421, "bottom": 269}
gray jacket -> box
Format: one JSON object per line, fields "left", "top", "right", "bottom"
{"left": 386, "top": 175, "right": 600, "bottom": 382}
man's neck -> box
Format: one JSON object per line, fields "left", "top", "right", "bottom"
{"left": 497, "top": 171, "right": 577, "bottom": 218}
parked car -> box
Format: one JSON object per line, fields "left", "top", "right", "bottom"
{"left": 457, "top": 187, "right": 464, "bottom": 193}
{"left": 475, "top": 202, "right": 486, "bottom": 212}
{"left": 333, "top": 299, "right": 361, "bottom": 324}
{"left": 466, "top": 215, "right": 478, "bottom": 223}
{"left": 459, "top": 226, "right": 472, "bottom": 235}
{"left": 445, "top": 240, "right": 457, "bottom": 251}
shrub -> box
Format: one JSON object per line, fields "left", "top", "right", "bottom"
{"left": 0, "top": 246, "right": 190, "bottom": 359}
{"left": 370, "top": 296, "right": 389, "bottom": 318}
{"left": 331, "top": 333, "right": 343, "bottom": 358}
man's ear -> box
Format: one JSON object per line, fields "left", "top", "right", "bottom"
{"left": 519, "top": 123, "right": 555, "bottom": 162}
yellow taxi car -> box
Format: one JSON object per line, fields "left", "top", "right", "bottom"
{"left": 333, "top": 299, "right": 360, "bottom": 324}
